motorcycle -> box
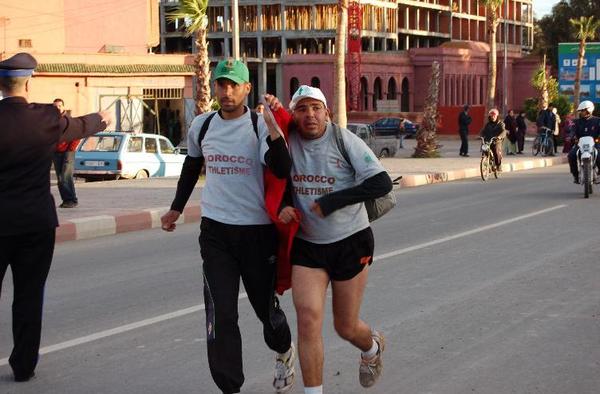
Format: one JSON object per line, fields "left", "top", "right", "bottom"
{"left": 577, "top": 136, "right": 598, "bottom": 198}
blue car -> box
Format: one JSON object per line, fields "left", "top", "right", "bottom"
{"left": 74, "top": 132, "right": 185, "bottom": 181}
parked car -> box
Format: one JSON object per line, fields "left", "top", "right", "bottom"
{"left": 371, "top": 117, "right": 419, "bottom": 138}
{"left": 347, "top": 123, "right": 398, "bottom": 158}
{"left": 74, "top": 131, "right": 185, "bottom": 181}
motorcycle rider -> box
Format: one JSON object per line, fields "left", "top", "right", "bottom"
{"left": 479, "top": 108, "right": 507, "bottom": 170}
{"left": 567, "top": 100, "right": 600, "bottom": 184}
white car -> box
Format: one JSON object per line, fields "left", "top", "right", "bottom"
{"left": 74, "top": 132, "right": 185, "bottom": 181}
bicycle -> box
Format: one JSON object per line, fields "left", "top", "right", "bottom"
{"left": 532, "top": 126, "right": 555, "bottom": 157}
{"left": 480, "top": 136, "right": 499, "bottom": 181}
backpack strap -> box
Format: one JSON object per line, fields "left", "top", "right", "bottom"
{"left": 332, "top": 123, "right": 355, "bottom": 174}
{"left": 250, "top": 110, "right": 258, "bottom": 138}
{"left": 198, "top": 110, "right": 258, "bottom": 147}
{"left": 198, "top": 112, "right": 217, "bottom": 146}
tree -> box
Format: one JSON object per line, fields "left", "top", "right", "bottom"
{"left": 481, "top": 0, "right": 504, "bottom": 111}
{"left": 333, "top": 0, "right": 348, "bottom": 128}
{"left": 413, "top": 61, "right": 440, "bottom": 158}
{"left": 535, "top": 0, "right": 600, "bottom": 68}
{"left": 569, "top": 15, "right": 600, "bottom": 110}
{"left": 168, "top": 0, "right": 212, "bottom": 115}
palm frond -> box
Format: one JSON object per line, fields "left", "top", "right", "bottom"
{"left": 167, "top": 0, "right": 209, "bottom": 36}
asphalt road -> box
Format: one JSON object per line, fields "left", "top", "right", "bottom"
{"left": 1, "top": 164, "right": 599, "bottom": 394}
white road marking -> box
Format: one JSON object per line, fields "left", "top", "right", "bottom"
{"left": 0, "top": 294, "right": 248, "bottom": 366}
{"left": 0, "top": 204, "right": 566, "bottom": 365}
{"left": 374, "top": 205, "right": 567, "bottom": 262}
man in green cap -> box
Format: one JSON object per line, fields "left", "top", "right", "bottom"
{"left": 161, "top": 59, "right": 296, "bottom": 394}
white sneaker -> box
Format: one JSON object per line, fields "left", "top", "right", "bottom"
{"left": 273, "top": 342, "right": 296, "bottom": 393}
{"left": 359, "top": 330, "right": 385, "bottom": 388}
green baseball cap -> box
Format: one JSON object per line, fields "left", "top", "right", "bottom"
{"left": 213, "top": 59, "right": 249, "bottom": 84}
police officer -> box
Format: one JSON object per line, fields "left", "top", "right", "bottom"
{"left": 567, "top": 100, "right": 600, "bottom": 184}
{"left": 0, "top": 53, "right": 112, "bottom": 382}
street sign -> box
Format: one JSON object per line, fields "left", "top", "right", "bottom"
{"left": 558, "top": 42, "right": 600, "bottom": 103}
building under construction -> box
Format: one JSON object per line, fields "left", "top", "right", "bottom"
{"left": 159, "top": 0, "right": 536, "bottom": 116}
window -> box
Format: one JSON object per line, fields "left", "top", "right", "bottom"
{"left": 80, "top": 136, "right": 122, "bottom": 152}
{"left": 127, "top": 137, "right": 143, "bottom": 152}
{"left": 159, "top": 138, "right": 175, "bottom": 154}
{"left": 145, "top": 137, "right": 157, "bottom": 153}
{"left": 290, "top": 77, "right": 299, "bottom": 99}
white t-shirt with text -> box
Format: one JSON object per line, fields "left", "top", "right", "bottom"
{"left": 187, "top": 109, "right": 271, "bottom": 225}
{"left": 287, "top": 123, "right": 385, "bottom": 243}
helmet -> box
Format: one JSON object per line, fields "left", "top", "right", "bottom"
{"left": 577, "top": 100, "right": 594, "bottom": 113}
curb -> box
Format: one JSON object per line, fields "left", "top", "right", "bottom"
{"left": 55, "top": 156, "right": 568, "bottom": 243}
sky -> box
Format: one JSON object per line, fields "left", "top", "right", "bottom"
{"left": 533, "top": 0, "right": 561, "bottom": 18}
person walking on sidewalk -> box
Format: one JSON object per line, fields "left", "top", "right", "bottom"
{"left": 263, "top": 85, "right": 393, "bottom": 394}
{"left": 504, "top": 109, "right": 517, "bottom": 155}
{"left": 458, "top": 105, "right": 472, "bottom": 157}
{"left": 480, "top": 108, "right": 507, "bottom": 170}
{"left": 515, "top": 111, "right": 527, "bottom": 154}
{"left": 160, "top": 59, "right": 295, "bottom": 394}
{"left": 52, "top": 98, "right": 80, "bottom": 208}
{"left": 0, "top": 53, "right": 112, "bottom": 383}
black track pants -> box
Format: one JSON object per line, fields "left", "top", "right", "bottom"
{"left": 199, "top": 218, "right": 292, "bottom": 394}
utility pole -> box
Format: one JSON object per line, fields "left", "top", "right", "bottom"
{"left": 502, "top": 0, "right": 508, "bottom": 116}
{"left": 232, "top": 0, "right": 240, "bottom": 60}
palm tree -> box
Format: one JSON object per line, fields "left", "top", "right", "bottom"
{"left": 481, "top": 0, "right": 503, "bottom": 111}
{"left": 168, "top": 0, "right": 211, "bottom": 115}
{"left": 333, "top": 0, "right": 348, "bottom": 128}
{"left": 569, "top": 16, "right": 600, "bottom": 111}
{"left": 413, "top": 61, "right": 441, "bottom": 158}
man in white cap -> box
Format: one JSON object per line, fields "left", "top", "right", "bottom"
{"left": 0, "top": 52, "right": 112, "bottom": 382}
{"left": 262, "top": 85, "right": 393, "bottom": 393}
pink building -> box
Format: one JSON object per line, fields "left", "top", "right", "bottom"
{"left": 0, "top": 0, "right": 194, "bottom": 141}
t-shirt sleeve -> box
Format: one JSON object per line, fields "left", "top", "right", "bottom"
{"left": 186, "top": 114, "right": 206, "bottom": 158}
{"left": 342, "top": 130, "right": 386, "bottom": 183}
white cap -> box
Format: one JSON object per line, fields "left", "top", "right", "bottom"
{"left": 289, "top": 85, "right": 328, "bottom": 110}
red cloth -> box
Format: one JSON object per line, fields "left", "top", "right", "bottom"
{"left": 56, "top": 139, "right": 80, "bottom": 153}
{"left": 264, "top": 108, "right": 300, "bottom": 295}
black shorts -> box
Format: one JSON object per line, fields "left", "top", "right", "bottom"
{"left": 290, "top": 227, "right": 374, "bottom": 281}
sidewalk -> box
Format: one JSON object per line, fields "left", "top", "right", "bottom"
{"left": 52, "top": 136, "right": 568, "bottom": 242}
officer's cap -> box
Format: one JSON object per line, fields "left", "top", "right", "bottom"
{"left": 0, "top": 53, "right": 37, "bottom": 78}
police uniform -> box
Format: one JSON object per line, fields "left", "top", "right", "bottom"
{"left": 567, "top": 115, "right": 600, "bottom": 180}
{"left": 0, "top": 53, "right": 108, "bottom": 381}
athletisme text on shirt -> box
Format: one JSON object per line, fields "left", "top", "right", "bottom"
{"left": 205, "top": 154, "right": 253, "bottom": 176}
{"left": 292, "top": 173, "right": 336, "bottom": 195}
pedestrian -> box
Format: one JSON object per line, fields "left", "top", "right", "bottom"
{"left": 0, "top": 52, "right": 112, "bottom": 382}
{"left": 536, "top": 102, "right": 555, "bottom": 154}
{"left": 552, "top": 106, "right": 561, "bottom": 154}
{"left": 52, "top": 98, "right": 80, "bottom": 208}
{"left": 480, "top": 108, "right": 507, "bottom": 170}
{"left": 263, "top": 85, "right": 393, "bottom": 394}
{"left": 255, "top": 102, "right": 265, "bottom": 114}
{"left": 504, "top": 109, "right": 517, "bottom": 155}
{"left": 515, "top": 110, "right": 527, "bottom": 154}
{"left": 458, "top": 104, "right": 472, "bottom": 157}
{"left": 160, "top": 59, "right": 296, "bottom": 394}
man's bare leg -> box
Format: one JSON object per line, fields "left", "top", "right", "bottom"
{"left": 292, "top": 265, "right": 329, "bottom": 387}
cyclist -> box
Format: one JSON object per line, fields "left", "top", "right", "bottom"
{"left": 567, "top": 100, "right": 600, "bottom": 184}
{"left": 480, "top": 108, "right": 507, "bottom": 170}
